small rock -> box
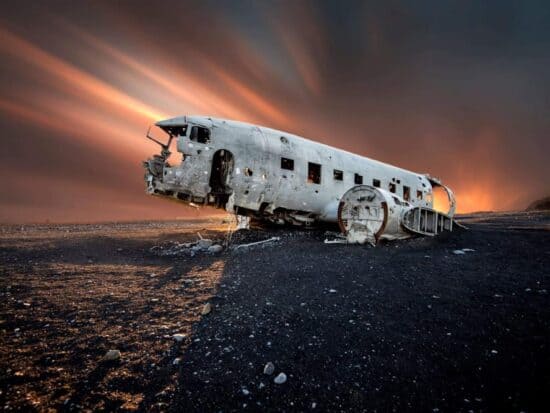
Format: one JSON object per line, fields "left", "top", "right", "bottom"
{"left": 103, "top": 349, "right": 121, "bottom": 361}
{"left": 242, "top": 388, "right": 250, "bottom": 396}
{"left": 201, "top": 303, "right": 212, "bottom": 315}
{"left": 172, "top": 334, "right": 186, "bottom": 342}
{"left": 263, "top": 362, "right": 275, "bottom": 375}
{"left": 274, "top": 372, "right": 287, "bottom": 384}
{"left": 453, "top": 250, "right": 466, "bottom": 255}
{"left": 329, "top": 289, "right": 337, "bottom": 293}
{"left": 208, "top": 244, "right": 223, "bottom": 254}
{"left": 197, "top": 239, "right": 213, "bottom": 249}
{"left": 172, "top": 358, "right": 181, "bottom": 365}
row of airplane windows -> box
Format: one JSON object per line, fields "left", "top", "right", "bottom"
{"left": 280, "top": 157, "right": 424, "bottom": 201}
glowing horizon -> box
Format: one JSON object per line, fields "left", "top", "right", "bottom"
{"left": 0, "top": 1, "right": 548, "bottom": 223}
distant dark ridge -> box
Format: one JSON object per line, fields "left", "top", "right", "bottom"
{"left": 526, "top": 196, "right": 550, "bottom": 211}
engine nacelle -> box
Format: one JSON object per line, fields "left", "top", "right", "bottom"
{"left": 337, "top": 185, "right": 413, "bottom": 245}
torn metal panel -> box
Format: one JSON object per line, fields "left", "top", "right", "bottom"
{"left": 143, "top": 115, "right": 458, "bottom": 244}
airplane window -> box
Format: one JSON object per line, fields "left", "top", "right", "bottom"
{"left": 403, "top": 186, "right": 410, "bottom": 201}
{"left": 354, "top": 174, "right": 363, "bottom": 185}
{"left": 389, "top": 182, "right": 396, "bottom": 193}
{"left": 417, "top": 190, "right": 423, "bottom": 200}
{"left": 190, "top": 126, "right": 211, "bottom": 144}
{"left": 333, "top": 169, "right": 343, "bottom": 181}
{"left": 281, "top": 157, "right": 294, "bottom": 170}
{"left": 161, "top": 125, "right": 187, "bottom": 136}
{"left": 373, "top": 179, "right": 380, "bottom": 188}
{"left": 307, "top": 162, "right": 321, "bottom": 184}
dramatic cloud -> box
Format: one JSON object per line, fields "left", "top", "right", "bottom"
{"left": 0, "top": 0, "right": 548, "bottom": 222}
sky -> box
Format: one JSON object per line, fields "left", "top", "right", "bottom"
{"left": 0, "top": 0, "right": 549, "bottom": 223}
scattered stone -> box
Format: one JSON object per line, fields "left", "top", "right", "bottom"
{"left": 201, "top": 303, "right": 212, "bottom": 315}
{"left": 242, "top": 388, "right": 250, "bottom": 396}
{"left": 274, "top": 372, "right": 287, "bottom": 384}
{"left": 329, "top": 289, "right": 337, "bottom": 293}
{"left": 22, "top": 302, "right": 31, "bottom": 307}
{"left": 172, "top": 334, "right": 186, "bottom": 342}
{"left": 208, "top": 244, "right": 223, "bottom": 254}
{"left": 263, "top": 362, "right": 275, "bottom": 375}
{"left": 173, "top": 358, "right": 181, "bottom": 365}
{"left": 103, "top": 349, "right": 121, "bottom": 361}
{"left": 197, "top": 239, "right": 214, "bottom": 249}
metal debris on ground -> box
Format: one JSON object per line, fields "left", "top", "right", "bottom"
{"left": 232, "top": 237, "right": 280, "bottom": 250}
{"left": 323, "top": 238, "right": 348, "bottom": 244}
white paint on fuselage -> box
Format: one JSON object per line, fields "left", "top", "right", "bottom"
{"left": 156, "top": 115, "right": 435, "bottom": 223}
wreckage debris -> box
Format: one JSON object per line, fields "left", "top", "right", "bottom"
{"left": 232, "top": 237, "right": 280, "bottom": 250}
{"left": 144, "top": 116, "right": 458, "bottom": 247}
{"left": 323, "top": 238, "right": 347, "bottom": 244}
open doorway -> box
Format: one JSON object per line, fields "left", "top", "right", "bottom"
{"left": 209, "top": 149, "right": 234, "bottom": 195}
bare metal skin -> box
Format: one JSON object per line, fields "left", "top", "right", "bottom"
{"left": 144, "top": 116, "right": 456, "bottom": 244}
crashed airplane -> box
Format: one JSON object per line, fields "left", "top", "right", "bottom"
{"left": 143, "top": 116, "right": 457, "bottom": 245}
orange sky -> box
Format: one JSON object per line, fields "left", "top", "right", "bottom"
{"left": 0, "top": 1, "right": 548, "bottom": 223}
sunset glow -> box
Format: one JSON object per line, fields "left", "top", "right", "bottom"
{"left": 0, "top": 1, "right": 548, "bottom": 222}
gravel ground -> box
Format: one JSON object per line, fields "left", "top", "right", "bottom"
{"left": 0, "top": 212, "right": 549, "bottom": 412}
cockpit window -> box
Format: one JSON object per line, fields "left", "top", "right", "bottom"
{"left": 160, "top": 125, "right": 187, "bottom": 137}
{"left": 190, "top": 126, "right": 211, "bottom": 144}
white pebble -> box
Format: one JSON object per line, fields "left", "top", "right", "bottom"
{"left": 274, "top": 372, "right": 287, "bottom": 384}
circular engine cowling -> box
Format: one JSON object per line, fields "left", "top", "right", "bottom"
{"left": 337, "top": 185, "right": 412, "bottom": 245}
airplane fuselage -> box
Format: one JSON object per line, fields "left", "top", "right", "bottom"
{"left": 144, "top": 116, "right": 455, "bottom": 232}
